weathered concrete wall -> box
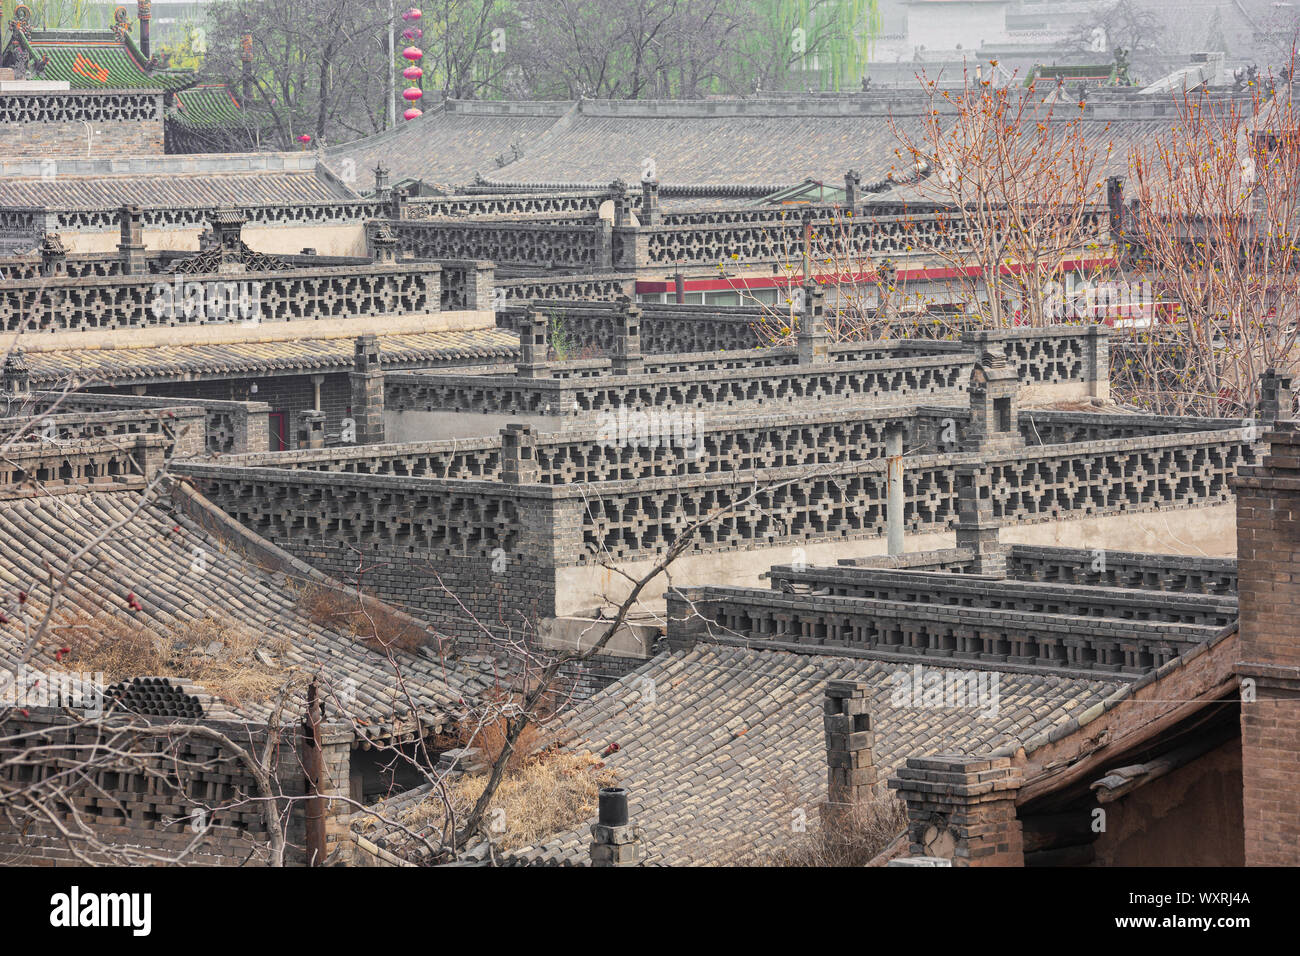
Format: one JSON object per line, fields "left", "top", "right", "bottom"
{"left": 20, "top": 310, "right": 493, "bottom": 354}
{"left": 1000, "top": 503, "right": 1237, "bottom": 558}
{"left": 60, "top": 222, "right": 367, "bottom": 257}
{"left": 554, "top": 505, "right": 1238, "bottom": 615}
{"left": 1090, "top": 739, "right": 1244, "bottom": 866}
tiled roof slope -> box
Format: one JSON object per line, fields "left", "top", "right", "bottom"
{"left": 0, "top": 483, "right": 500, "bottom": 737}
{"left": 7, "top": 29, "right": 195, "bottom": 91}
{"left": 487, "top": 106, "right": 1166, "bottom": 190}
{"left": 506, "top": 645, "right": 1121, "bottom": 865}
{"left": 322, "top": 100, "right": 573, "bottom": 190}
{"left": 0, "top": 168, "right": 354, "bottom": 208}
{"left": 169, "top": 83, "right": 245, "bottom": 129}
{"left": 25, "top": 328, "right": 519, "bottom": 386}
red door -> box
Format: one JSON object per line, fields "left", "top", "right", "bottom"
{"left": 268, "top": 411, "right": 288, "bottom": 451}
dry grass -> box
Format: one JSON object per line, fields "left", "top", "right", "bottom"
{"left": 294, "top": 584, "right": 430, "bottom": 654}
{"left": 457, "top": 696, "right": 546, "bottom": 773}
{"left": 727, "top": 793, "right": 908, "bottom": 867}
{"left": 55, "top": 610, "right": 292, "bottom": 708}
{"left": 435, "top": 747, "right": 618, "bottom": 852}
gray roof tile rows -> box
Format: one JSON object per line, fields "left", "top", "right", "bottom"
{"left": 323, "top": 101, "right": 571, "bottom": 191}
{"left": 0, "top": 169, "right": 355, "bottom": 208}
{"left": 496, "top": 644, "right": 1121, "bottom": 865}
{"left": 0, "top": 486, "right": 501, "bottom": 738}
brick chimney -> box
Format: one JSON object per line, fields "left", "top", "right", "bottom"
{"left": 889, "top": 755, "right": 1023, "bottom": 866}
{"left": 589, "top": 787, "right": 641, "bottom": 866}
{"left": 820, "top": 680, "right": 876, "bottom": 833}
{"left": 1231, "top": 420, "right": 1300, "bottom": 865}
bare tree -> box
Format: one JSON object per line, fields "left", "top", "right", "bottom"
{"left": 1114, "top": 77, "right": 1300, "bottom": 417}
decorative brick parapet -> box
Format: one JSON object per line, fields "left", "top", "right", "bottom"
{"left": 889, "top": 755, "right": 1024, "bottom": 866}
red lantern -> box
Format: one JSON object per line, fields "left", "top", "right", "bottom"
{"left": 403, "top": 107, "right": 423, "bottom": 121}
{"left": 402, "top": 7, "right": 421, "bottom": 20}
{"left": 402, "top": 65, "right": 423, "bottom": 80}
{"left": 402, "top": 27, "right": 423, "bottom": 40}
{"left": 297, "top": 133, "right": 311, "bottom": 144}
{"left": 401, "top": 46, "right": 423, "bottom": 61}
{"left": 402, "top": 86, "right": 423, "bottom": 102}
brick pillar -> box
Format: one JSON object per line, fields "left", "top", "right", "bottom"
{"left": 468, "top": 261, "right": 495, "bottom": 311}
{"left": 348, "top": 335, "right": 385, "bottom": 445}
{"left": 821, "top": 680, "right": 876, "bottom": 831}
{"left": 1231, "top": 420, "right": 1300, "bottom": 866}
{"left": 640, "top": 178, "right": 660, "bottom": 226}
{"left": 40, "top": 233, "right": 67, "bottom": 277}
{"left": 516, "top": 310, "right": 552, "bottom": 379}
{"left": 664, "top": 587, "right": 707, "bottom": 650}
{"left": 796, "top": 282, "right": 829, "bottom": 364}
{"left": 876, "top": 259, "right": 897, "bottom": 323}
{"left": 373, "top": 163, "right": 390, "bottom": 200}
{"left": 609, "top": 180, "right": 630, "bottom": 227}
{"left": 500, "top": 424, "right": 539, "bottom": 484}
{"left": 612, "top": 296, "right": 644, "bottom": 375}
{"left": 954, "top": 464, "right": 1006, "bottom": 577}
{"left": 117, "top": 204, "right": 147, "bottom": 275}
{"left": 297, "top": 409, "right": 326, "bottom": 449}
{"left": 1257, "top": 368, "right": 1294, "bottom": 425}
{"left": 961, "top": 335, "right": 1022, "bottom": 453}
{"left": 1086, "top": 325, "right": 1110, "bottom": 401}
{"left": 2, "top": 348, "right": 30, "bottom": 396}
{"left": 844, "top": 168, "right": 860, "bottom": 207}
{"left": 889, "top": 755, "right": 1024, "bottom": 866}
{"left": 367, "top": 221, "right": 398, "bottom": 262}
{"left": 389, "top": 186, "right": 409, "bottom": 221}
{"left": 596, "top": 217, "right": 613, "bottom": 270}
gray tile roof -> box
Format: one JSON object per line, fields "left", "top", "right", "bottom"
{"left": 323, "top": 100, "right": 573, "bottom": 191}
{"left": 0, "top": 169, "right": 355, "bottom": 208}
{"left": 0, "top": 484, "right": 502, "bottom": 738}
{"left": 473, "top": 103, "right": 1169, "bottom": 190}
{"left": 502, "top": 644, "right": 1121, "bottom": 865}
{"left": 26, "top": 328, "right": 519, "bottom": 386}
